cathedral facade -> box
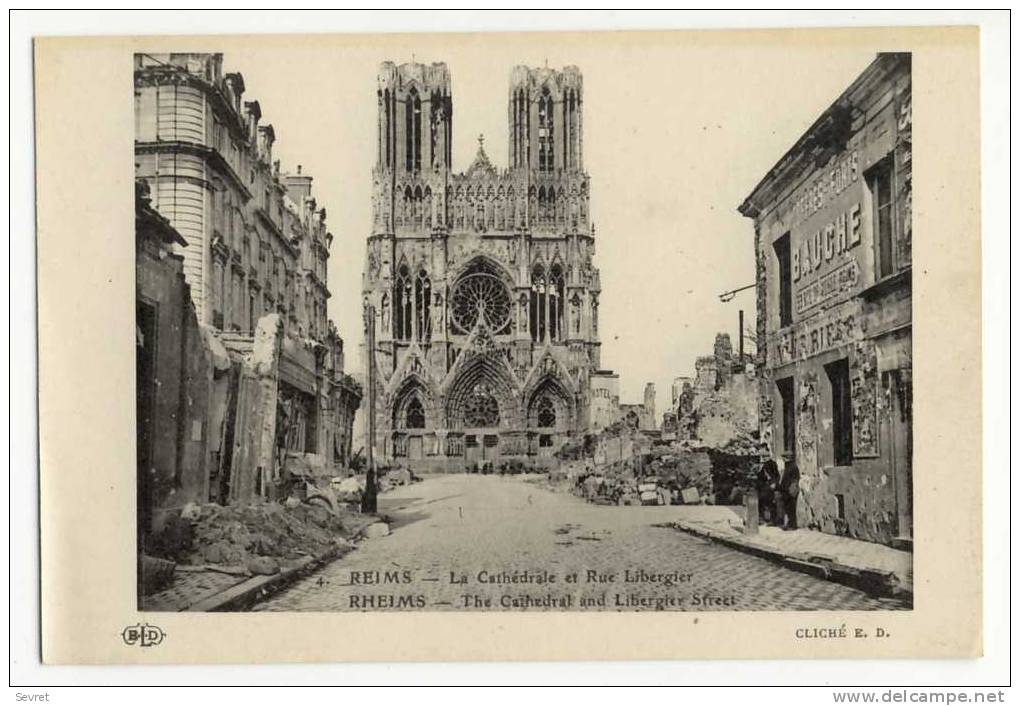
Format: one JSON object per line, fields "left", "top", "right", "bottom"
{"left": 362, "top": 61, "right": 602, "bottom": 472}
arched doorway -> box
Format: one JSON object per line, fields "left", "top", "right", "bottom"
{"left": 445, "top": 354, "right": 518, "bottom": 470}
{"left": 392, "top": 381, "right": 430, "bottom": 462}
{"left": 461, "top": 383, "right": 501, "bottom": 466}
{"left": 526, "top": 377, "right": 573, "bottom": 457}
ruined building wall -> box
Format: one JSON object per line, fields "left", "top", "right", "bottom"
{"left": 740, "top": 54, "right": 912, "bottom": 546}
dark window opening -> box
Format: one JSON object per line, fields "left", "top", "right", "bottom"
{"left": 868, "top": 160, "right": 895, "bottom": 279}
{"left": 136, "top": 301, "right": 157, "bottom": 554}
{"left": 535, "top": 395, "right": 557, "bottom": 428}
{"left": 405, "top": 89, "right": 422, "bottom": 172}
{"left": 538, "top": 89, "right": 554, "bottom": 173}
{"left": 539, "top": 434, "right": 553, "bottom": 448}
{"left": 393, "top": 265, "right": 412, "bottom": 340}
{"left": 835, "top": 493, "right": 846, "bottom": 521}
{"left": 405, "top": 397, "right": 425, "bottom": 429}
{"left": 825, "top": 358, "right": 853, "bottom": 466}
{"left": 384, "top": 89, "right": 391, "bottom": 167}
{"left": 415, "top": 269, "right": 431, "bottom": 342}
{"left": 773, "top": 232, "right": 793, "bottom": 327}
{"left": 776, "top": 376, "right": 796, "bottom": 458}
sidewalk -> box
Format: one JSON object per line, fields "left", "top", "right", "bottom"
{"left": 672, "top": 507, "right": 913, "bottom": 601}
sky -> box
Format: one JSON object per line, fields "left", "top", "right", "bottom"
{"left": 222, "top": 33, "right": 875, "bottom": 411}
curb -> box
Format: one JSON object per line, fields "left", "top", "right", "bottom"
{"left": 186, "top": 542, "right": 354, "bottom": 612}
{"left": 672, "top": 522, "right": 913, "bottom": 604}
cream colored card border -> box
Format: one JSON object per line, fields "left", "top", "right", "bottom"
{"left": 35, "top": 26, "right": 980, "bottom": 664}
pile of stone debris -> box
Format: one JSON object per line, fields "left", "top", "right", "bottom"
{"left": 329, "top": 466, "right": 421, "bottom": 505}
{"left": 557, "top": 426, "right": 766, "bottom": 508}
{"left": 143, "top": 498, "right": 379, "bottom": 590}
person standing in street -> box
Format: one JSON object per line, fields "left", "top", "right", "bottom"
{"left": 779, "top": 455, "right": 800, "bottom": 530}
{"left": 757, "top": 457, "right": 780, "bottom": 525}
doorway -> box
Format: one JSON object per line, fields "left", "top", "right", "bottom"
{"left": 885, "top": 369, "right": 913, "bottom": 544}
{"left": 483, "top": 434, "right": 499, "bottom": 460}
{"left": 408, "top": 435, "right": 423, "bottom": 460}
{"left": 136, "top": 301, "right": 157, "bottom": 553}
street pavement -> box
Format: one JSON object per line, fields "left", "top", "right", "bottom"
{"left": 256, "top": 474, "right": 906, "bottom": 612}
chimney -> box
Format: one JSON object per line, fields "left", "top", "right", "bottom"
{"left": 243, "top": 100, "right": 261, "bottom": 140}
{"left": 283, "top": 164, "right": 314, "bottom": 201}
{"left": 257, "top": 124, "right": 275, "bottom": 164}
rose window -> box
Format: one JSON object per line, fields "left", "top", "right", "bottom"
{"left": 463, "top": 384, "right": 500, "bottom": 427}
{"left": 449, "top": 272, "right": 512, "bottom": 335}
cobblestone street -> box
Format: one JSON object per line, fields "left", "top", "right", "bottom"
{"left": 256, "top": 475, "right": 906, "bottom": 612}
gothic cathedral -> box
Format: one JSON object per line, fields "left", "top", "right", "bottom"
{"left": 363, "top": 61, "right": 601, "bottom": 472}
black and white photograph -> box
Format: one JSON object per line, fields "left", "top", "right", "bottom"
{"left": 21, "top": 12, "right": 1005, "bottom": 679}
{"left": 133, "top": 44, "right": 914, "bottom": 614}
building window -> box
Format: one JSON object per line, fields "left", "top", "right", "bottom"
{"left": 776, "top": 376, "right": 796, "bottom": 458}
{"left": 549, "top": 264, "right": 565, "bottom": 341}
{"left": 867, "top": 159, "right": 895, "bottom": 280}
{"left": 530, "top": 264, "right": 545, "bottom": 342}
{"left": 825, "top": 358, "right": 853, "bottom": 466}
{"left": 405, "top": 88, "right": 421, "bottom": 173}
{"left": 773, "top": 232, "right": 793, "bottom": 327}
{"left": 248, "top": 290, "right": 256, "bottom": 333}
{"left": 405, "top": 397, "right": 425, "bottom": 429}
{"left": 393, "top": 265, "right": 412, "bottom": 340}
{"left": 463, "top": 384, "right": 500, "bottom": 428}
{"left": 538, "top": 88, "right": 554, "bottom": 173}
{"left": 415, "top": 269, "right": 432, "bottom": 342}
{"left": 536, "top": 395, "right": 557, "bottom": 428}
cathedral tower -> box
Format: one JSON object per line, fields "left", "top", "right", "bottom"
{"left": 363, "top": 61, "right": 601, "bottom": 473}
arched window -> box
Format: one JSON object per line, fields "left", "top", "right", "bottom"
{"left": 415, "top": 269, "right": 431, "bottom": 341}
{"left": 405, "top": 397, "right": 425, "bottom": 429}
{"left": 405, "top": 88, "right": 421, "bottom": 172}
{"left": 383, "top": 89, "right": 392, "bottom": 167}
{"left": 538, "top": 88, "right": 554, "bottom": 173}
{"left": 530, "top": 264, "right": 546, "bottom": 342}
{"left": 430, "top": 91, "right": 440, "bottom": 168}
{"left": 413, "top": 185, "right": 423, "bottom": 226}
{"left": 549, "top": 264, "right": 565, "bottom": 341}
{"left": 536, "top": 395, "right": 557, "bottom": 428}
{"left": 463, "top": 384, "right": 500, "bottom": 428}
{"left": 394, "top": 265, "right": 412, "bottom": 340}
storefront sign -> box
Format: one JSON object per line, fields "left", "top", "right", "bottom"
{"left": 792, "top": 203, "right": 862, "bottom": 283}
{"left": 795, "top": 257, "right": 860, "bottom": 314}
{"left": 769, "top": 303, "right": 859, "bottom": 367}
{"left": 793, "top": 149, "right": 859, "bottom": 222}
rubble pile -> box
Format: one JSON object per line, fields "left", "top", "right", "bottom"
{"left": 147, "top": 500, "right": 374, "bottom": 579}
{"left": 644, "top": 445, "right": 715, "bottom": 500}
{"left": 681, "top": 385, "right": 757, "bottom": 448}
{"left": 378, "top": 466, "right": 420, "bottom": 490}
{"left": 551, "top": 421, "right": 765, "bottom": 507}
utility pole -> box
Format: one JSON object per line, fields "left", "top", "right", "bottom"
{"left": 738, "top": 309, "right": 745, "bottom": 365}
{"left": 361, "top": 303, "right": 378, "bottom": 514}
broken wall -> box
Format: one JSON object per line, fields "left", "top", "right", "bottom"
{"left": 138, "top": 242, "right": 228, "bottom": 533}
{"left": 227, "top": 314, "right": 283, "bottom": 503}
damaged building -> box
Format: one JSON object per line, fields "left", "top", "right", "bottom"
{"left": 619, "top": 382, "right": 657, "bottom": 432}
{"left": 134, "top": 53, "right": 362, "bottom": 549}
{"left": 739, "top": 53, "right": 912, "bottom": 548}
{"left": 671, "top": 333, "right": 758, "bottom": 448}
